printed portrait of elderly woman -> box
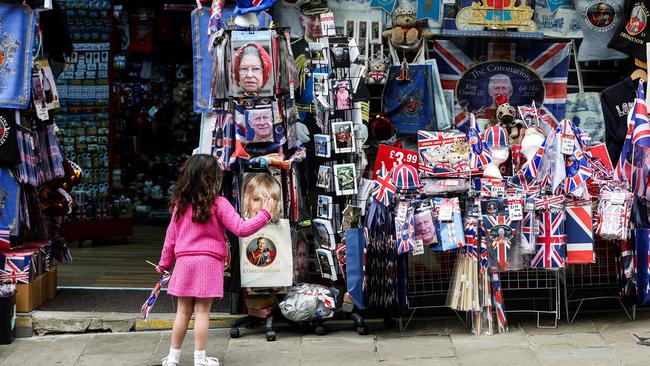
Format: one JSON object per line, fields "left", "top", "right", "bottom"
{"left": 233, "top": 42, "right": 272, "bottom": 95}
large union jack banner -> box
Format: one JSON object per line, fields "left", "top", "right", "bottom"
{"left": 531, "top": 209, "right": 567, "bottom": 269}
{"left": 565, "top": 200, "right": 595, "bottom": 264}
{"left": 431, "top": 40, "right": 570, "bottom": 131}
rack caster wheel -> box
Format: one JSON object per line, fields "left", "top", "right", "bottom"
{"left": 230, "top": 328, "right": 240, "bottom": 338}
{"left": 357, "top": 325, "right": 369, "bottom": 335}
{"left": 266, "top": 330, "right": 276, "bottom": 341}
{"left": 314, "top": 325, "right": 327, "bottom": 335}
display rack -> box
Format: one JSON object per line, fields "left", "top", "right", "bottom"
{"left": 500, "top": 269, "right": 561, "bottom": 328}
{"left": 563, "top": 240, "right": 636, "bottom": 324}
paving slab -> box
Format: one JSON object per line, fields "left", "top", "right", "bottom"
{"left": 75, "top": 353, "right": 154, "bottom": 366}
{"left": 517, "top": 318, "right": 599, "bottom": 335}
{"left": 0, "top": 334, "right": 95, "bottom": 366}
{"left": 592, "top": 315, "right": 650, "bottom": 345}
{"left": 225, "top": 334, "right": 302, "bottom": 366}
{"left": 81, "top": 332, "right": 162, "bottom": 356}
{"left": 376, "top": 335, "right": 454, "bottom": 361}
{"left": 533, "top": 345, "right": 618, "bottom": 366}
{"left": 151, "top": 330, "right": 230, "bottom": 366}
{"left": 608, "top": 342, "right": 650, "bottom": 366}
{"left": 377, "top": 357, "right": 459, "bottom": 366}
{"left": 458, "top": 347, "right": 541, "bottom": 366}
{"left": 451, "top": 328, "right": 531, "bottom": 352}
{"left": 300, "top": 333, "right": 377, "bottom": 365}
{"left": 529, "top": 332, "right": 608, "bottom": 348}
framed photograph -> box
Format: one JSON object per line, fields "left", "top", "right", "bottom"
{"left": 341, "top": 205, "right": 362, "bottom": 229}
{"left": 313, "top": 72, "right": 329, "bottom": 96}
{"left": 313, "top": 218, "right": 336, "bottom": 249}
{"left": 230, "top": 30, "right": 275, "bottom": 97}
{"left": 317, "top": 195, "right": 333, "bottom": 219}
{"left": 370, "top": 21, "right": 382, "bottom": 44}
{"left": 333, "top": 163, "right": 358, "bottom": 196}
{"left": 316, "top": 248, "right": 337, "bottom": 281}
{"left": 331, "top": 121, "right": 356, "bottom": 154}
{"left": 241, "top": 171, "right": 283, "bottom": 220}
{"left": 314, "top": 134, "right": 331, "bottom": 158}
{"left": 240, "top": 219, "right": 293, "bottom": 288}
{"left": 332, "top": 79, "right": 352, "bottom": 111}
{"left": 317, "top": 165, "right": 333, "bottom": 190}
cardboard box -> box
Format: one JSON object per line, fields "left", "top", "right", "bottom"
{"left": 15, "top": 274, "right": 44, "bottom": 313}
{"left": 46, "top": 266, "right": 58, "bottom": 300}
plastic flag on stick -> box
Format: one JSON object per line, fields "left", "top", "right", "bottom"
{"left": 141, "top": 262, "right": 171, "bottom": 320}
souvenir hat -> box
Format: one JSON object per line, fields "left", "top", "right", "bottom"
{"left": 483, "top": 125, "right": 509, "bottom": 148}
{"left": 234, "top": 0, "right": 277, "bottom": 15}
{"left": 295, "top": 0, "right": 330, "bottom": 16}
{"left": 390, "top": 163, "right": 422, "bottom": 193}
{"left": 233, "top": 42, "right": 272, "bottom": 86}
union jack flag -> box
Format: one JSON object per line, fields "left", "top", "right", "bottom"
{"left": 371, "top": 163, "right": 396, "bottom": 206}
{"left": 518, "top": 101, "right": 539, "bottom": 127}
{"left": 0, "top": 229, "right": 10, "bottom": 249}
{"left": 490, "top": 269, "right": 508, "bottom": 333}
{"left": 483, "top": 214, "right": 516, "bottom": 271}
{"left": 0, "top": 254, "right": 32, "bottom": 284}
{"left": 531, "top": 210, "right": 567, "bottom": 269}
{"left": 509, "top": 134, "right": 547, "bottom": 192}
{"left": 480, "top": 223, "right": 489, "bottom": 270}
{"left": 141, "top": 271, "right": 171, "bottom": 320}
{"left": 431, "top": 40, "right": 570, "bottom": 131}
{"left": 467, "top": 114, "right": 492, "bottom": 169}
{"left": 521, "top": 207, "right": 536, "bottom": 254}
{"left": 557, "top": 120, "right": 591, "bottom": 196}
{"left": 565, "top": 200, "right": 595, "bottom": 264}
{"left": 464, "top": 217, "right": 479, "bottom": 260}
{"left": 95, "top": 202, "right": 110, "bottom": 220}
{"left": 395, "top": 208, "right": 416, "bottom": 255}
{"left": 615, "top": 81, "right": 650, "bottom": 199}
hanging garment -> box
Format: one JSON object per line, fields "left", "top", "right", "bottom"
{"left": 608, "top": 0, "right": 650, "bottom": 61}
{"left": 575, "top": 0, "right": 628, "bottom": 61}
{"left": 534, "top": 0, "right": 584, "bottom": 38}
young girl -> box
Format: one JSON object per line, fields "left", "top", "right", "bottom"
{"left": 158, "top": 155, "right": 274, "bottom": 366}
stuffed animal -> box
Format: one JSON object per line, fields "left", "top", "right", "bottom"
{"left": 366, "top": 51, "right": 389, "bottom": 84}
{"left": 382, "top": 3, "right": 432, "bottom": 48}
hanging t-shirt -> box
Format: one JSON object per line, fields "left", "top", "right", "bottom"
{"left": 0, "top": 109, "right": 19, "bottom": 167}
{"left": 608, "top": 0, "right": 650, "bottom": 61}
{"left": 535, "top": 0, "right": 584, "bottom": 38}
{"left": 575, "top": 0, "right": 628, "bottom": 61}
{"left": 600, "top": 76, "right": 636, "bottom": 165}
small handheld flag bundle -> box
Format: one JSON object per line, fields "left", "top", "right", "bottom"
{"left": 141, "top": 261, "right": 171, "bottom": 320}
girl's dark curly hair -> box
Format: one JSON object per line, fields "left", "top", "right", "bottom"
{"left": 170, "top": 154, "right": 223, "bottom": 224}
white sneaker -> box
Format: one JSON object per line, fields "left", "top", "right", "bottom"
{"left": 161, "top": 356, "right": 179, "bottom": 366}
{"left": 194, "top": 356, "right": 220, "bottom": 366}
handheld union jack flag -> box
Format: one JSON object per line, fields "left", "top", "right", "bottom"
{"left": 518, "top": 101, "right": 540, "bottom": 127}
{"left": 141, "top": 271, "right": 171, "bottom": 320}
{"left": 395, "top": 207, "right": 416, "bottom": 255}
{"left": 490, "top": 269, "right": 508, "bottom": 333}
{"left": 0, "top": 229, "right": 10, "bottom": 249}
{"left": 520, "top": 205, "right": 536, "bottom": 254}
{"left": 371, "top": 163, "right": 396, "bottom": 206}
{"left": 531, "top": 209, "right": 567, "bottom": 269}
{"left": 615, "top": 80, "right": 650, "bottom": 199}
{"left": 464, "top": 217, "right": 479, "bottom": 260}
{"left": 556, "top": 119, "right": 591, "bottom": 197}
{"left": 467, "top": 114, "right": 492, "bottom": 169}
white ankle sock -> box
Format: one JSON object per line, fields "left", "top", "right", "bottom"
{"left": 168, "top": 347, "right": 181, "bottom": 362}
{"left": 194, "top": 349, "right": 206, "bottom": 360}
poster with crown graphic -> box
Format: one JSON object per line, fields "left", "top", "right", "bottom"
{"left": 0, "top": 5, "right": 36, "bottom": 109}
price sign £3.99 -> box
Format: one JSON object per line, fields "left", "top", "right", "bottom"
{"left": 373, "top": 144, "right": 419, "bottom": 179}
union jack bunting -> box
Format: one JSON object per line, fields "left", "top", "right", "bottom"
{"left": 490, "top": 269, "right": 508, "bottom": 333}
{"left": 0, "top": 229, "right": 10, "bottom": 249}
{"left": 372, "top": 164, "right": 396, "bottom": 206}
{"left": 395, "top": 207, "right": 416, "bottom": 255}
{"left": 467, "top": 114, "right": 492, "bottom": 169}
{"left": 141, "top": 271, "right": 171, "bottom": 320}
{"left": 565, "top": 200, "right": 595, "bottom": 264}
{"left": 483, "top": 214, "right": 517, "bottom": 271}
{"left": 531, "top": 210, "right": 567, "bottom": 269}
{"left": 431, "top": 40, "right": 570, "bottom": 131}
{"left": 615, "top": 80, "right": 650, "bottom": 199}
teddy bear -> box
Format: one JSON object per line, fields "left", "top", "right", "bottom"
{"left": 382, "top": 3, "right": 432, "bottom": 48}
{"left": 366, "top": 51, "right": 389, "bottom": 85}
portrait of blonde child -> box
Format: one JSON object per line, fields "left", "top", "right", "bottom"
{"left": 242, "top": 173, "right": 282, "bottom": 222}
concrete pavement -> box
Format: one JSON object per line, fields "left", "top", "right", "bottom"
{"left": 2, "top": 311, "right": 650, "bottom": 366}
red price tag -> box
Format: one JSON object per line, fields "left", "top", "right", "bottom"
{"left": 373, "top": 144, "right": 418, "bottom": 179}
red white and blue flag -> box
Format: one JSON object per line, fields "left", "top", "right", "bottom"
{"left": 0, "top": 229, "right": 10, "bottom": 249}
{"left": 141, "top": 271, "right": 171, "bottom": 320}
{"left": 491, "top": 269, "right": 508, "bottom": 333}
{"left": 467, "top": 114, "right": 492, "bottom": 169}
{"left": 531, "top": 210, "right": 567, "bottom": 269}
{"left": 615, "top": 80, "right": 650, "bottom": 199}
{"left": 518, "top": 101, "right": 540, "bottom": 127}
{"left": 565, "top": 200, "right": 595, "bottom": 264}
{"left": 372, "top": 163, "right": 396, "bottom": 206}
{"left": 0, "top": 254, "right": 32, "bottom": 284}
{"left": 395, "top": 208, "right": 416, "bottom": 255}
{"left": 557, "top": 119, "right": 591, "bottom": 197}
{"left": 431, "top": 40, "right": 570, "bottom": 131}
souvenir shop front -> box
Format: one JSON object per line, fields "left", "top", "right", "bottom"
{"left": 2, "top": 0, "right": 650, "bottom": 337}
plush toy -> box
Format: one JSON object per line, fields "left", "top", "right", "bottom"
{"left": 366, "top": 51, "right": 389, "bottom": 84}
{"left": 382, "top": 3, "right": 432, "bottom": 48}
